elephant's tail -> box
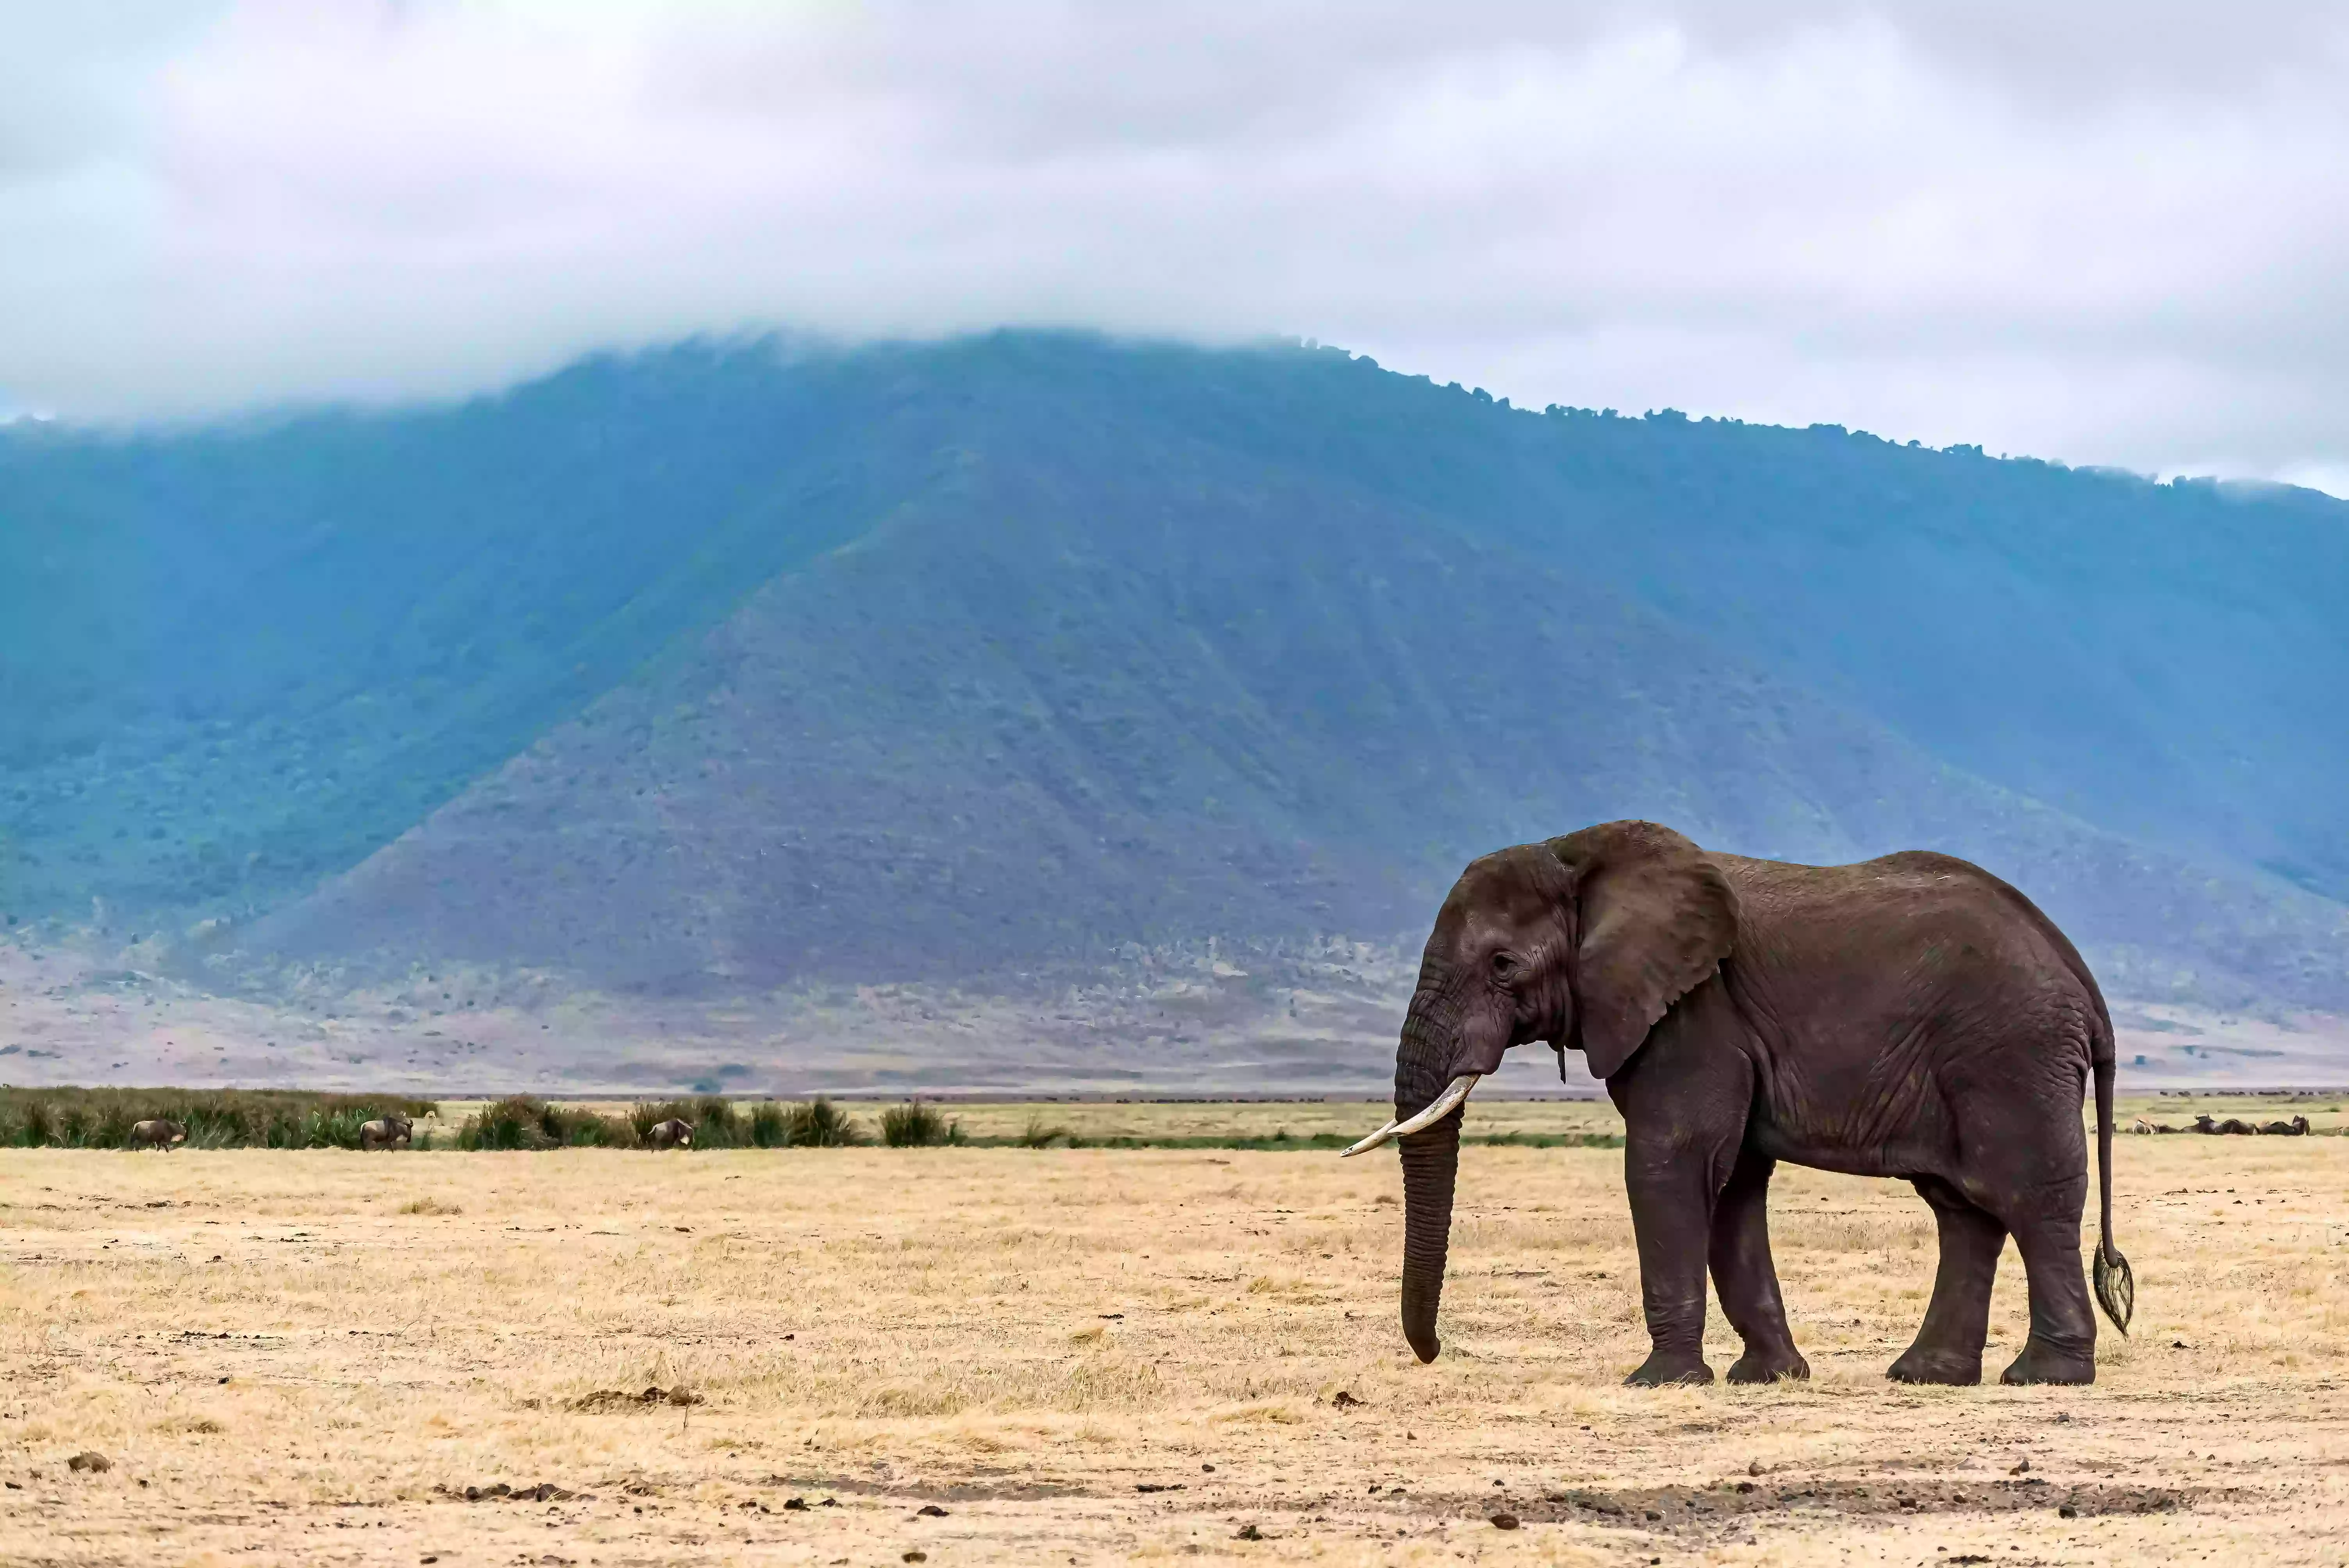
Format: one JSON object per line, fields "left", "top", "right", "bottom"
{"left": 2090, "top": 1044, "right": 2134, "bottom": 1336}
{"left": 2022, "top": 886, "right": 2133, "bottom": 1337}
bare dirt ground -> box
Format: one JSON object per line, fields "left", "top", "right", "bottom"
{"left": 5, "top": 1102, "right": 2349, "bottom": 1565}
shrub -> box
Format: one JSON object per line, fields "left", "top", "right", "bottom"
{"left": 458, "top": 1096, "right": 557, "bottom": 1151}
{"left": 784, "top": 1098, "right": 862, "bottom": 1147}
{"left": 1019, "top": 1114, "right": 1071, "bottom": 1148}
{"left": 629, "top": 1096, "right": 867, "bottom": 1148}
{"left": 747, "top": 1101, "right": 790, "bottom": 1148}
{"left": 306, "top": 1107, "right": 374, "bottom": 1150}
{"left": 457, "top": 1097, "right": 636, "bottom": 1149}
{"left": 691, "top": 1095, "right": 740, "bottom": 1145}
{"left": 880, "top": 1101, "right": 959, "bottom": 1147}
{"left": 12, "top": 1098, "right": 52, "bottom": 1147}
{"left": 557, "top": 1109, "right": 635, "bottom": 1147}
{"left": 93, "top": 1105, "right": 136, "bottom": 1148}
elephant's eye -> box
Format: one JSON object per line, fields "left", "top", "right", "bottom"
{"left": 1491, "top": 951, "right": 1520, "bottom": 981}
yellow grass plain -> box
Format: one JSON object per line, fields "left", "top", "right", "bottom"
{"left": 4, "top": 1095, "right": 2347, "bottom": 1565}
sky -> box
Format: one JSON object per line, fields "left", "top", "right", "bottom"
{"left": 4, "top": 2, "right": 2346, "bottom": 494}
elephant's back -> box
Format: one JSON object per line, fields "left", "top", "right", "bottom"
{"left": 1710, "top": 847, "right": 2043, "bottom": 934}
{"left": 1709, "top": 847, "right": 2104, "bottom": 1028}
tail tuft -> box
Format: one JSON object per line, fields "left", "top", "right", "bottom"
{"left": 2089, "top": 1035, "right": 2128, "bottom": 1338}
{"left": 2093, "top": 1244, "right": 2134, "bottom": 1336}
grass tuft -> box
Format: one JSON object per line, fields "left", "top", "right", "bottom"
{"left": 880, "top": 1101, "right": 960, "bottom": 1147}
{"left": 456, "top": 1096, "right": 636, "bottom": 1150}
{"left": 747, "top": 1101, "right": 791, "bottom": 1148}
{"left": 785, "top": 1098, "right": 863, "bottom": 1147}
{"left": 1019, "top": 1114, "right": 1072, "bottom": 1148}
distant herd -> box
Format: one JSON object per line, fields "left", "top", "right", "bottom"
{"left": 108, "top": 1109, "right": 2317, "bottom": 1149}
{"left": 2132, "top": 1114, "right": 2311, "bottom": 1136}
{"left": 120, "top": 1113, "right": 699, "bottom": 1150}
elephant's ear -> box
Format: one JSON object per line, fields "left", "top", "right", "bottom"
{"left": 1546, "top": 821, "right": 1738, "bottom": 1079}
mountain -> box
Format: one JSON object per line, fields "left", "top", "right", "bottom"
{"left": 5, "top": 333, "right": 2347, "bottom": 1048}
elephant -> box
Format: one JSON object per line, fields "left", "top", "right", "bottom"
{"left": 645, "top": 1119, "right": 693, "bottom": 1150}
{"left": 359, "top": 1115, "right": 413, "bottom": 1151}
{"left": 128, "top": 1118, "right": 187, "bottom": 1149}
{"left": 1347, "top": 820, "right": 2133, "bottom": 1388}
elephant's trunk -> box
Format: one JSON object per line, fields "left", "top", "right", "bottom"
{"left": 1398, "top": 1112, "right": 1462, "bottom": 1362}
{"left": 1395, "top": 994, "right": 1465, "bottom": 1363}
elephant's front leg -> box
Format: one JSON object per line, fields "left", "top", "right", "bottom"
{"left": 1622, "top": 1135, "right": 1734, "bottom": 1386}
{"left": 1612, "top": 1012, "right": 1754, "bottom": 1387}
{"left": 1709, "top": 1149, "right": 1809, "bottom": 1383}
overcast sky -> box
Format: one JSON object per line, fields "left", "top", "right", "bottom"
{"left": 5, "top": 2, "right": 2346, "bottom": 492}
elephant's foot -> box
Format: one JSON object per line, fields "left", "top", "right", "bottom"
{"left": 1727, "top": 1345, "right": 1810, "bottom": 1385}
{"left": 1886, "top": 1345, "right": 1982, "bottom": 1386}
{"left": 1999, "top": 1338, "right": 2096, "bottom": 1386}
{"left": 1625, "top": 1349, "right": 1714, "bottom": 1387}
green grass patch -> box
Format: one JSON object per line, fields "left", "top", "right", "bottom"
{"left": 0, "top": 1087, "right": 1620, "bottom": 1153}
{"left": 0, "top": 1087, "right": 437, "bottom": 1150}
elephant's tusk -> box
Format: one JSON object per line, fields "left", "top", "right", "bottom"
{"left": 1339, "top": 1073, "right": 1480, "bottom": 1157}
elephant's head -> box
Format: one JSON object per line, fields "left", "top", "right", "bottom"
{"left": 1346, "top": 820, "right": 1738, "bottom": 1362}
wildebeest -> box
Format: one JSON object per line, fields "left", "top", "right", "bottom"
{"left": 128, "top": 1118, "right": 187, "bottom": 1149}
{"left": 645, "top": 1118, "right": 693, "bottom": 1150}
{"left": 359, "top": 1115, "right": 414, "bottom": 1151}
{"left": 2137, "top": 1112, "right": 2307, "bottom": 1136}
{"left": 2192, "top": 1115, "right": 2258, "bottom": 1135}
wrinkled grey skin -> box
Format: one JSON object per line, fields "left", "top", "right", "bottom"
{"left": 646, "top": 1119, "right": 694, "bottom": 1150}
{"left": 128, "top": 1118, "right": 186, "bottom": 1149}
{"left": 1392, "top": 820, "right": 2131, "bottom": 1388}
{"left": 359, "top": 1116, "right": 413, "bottom": 1151}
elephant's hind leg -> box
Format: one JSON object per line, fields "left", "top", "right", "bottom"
{"left": 1997, "top": 1195, "right": 2098, "bottom": 1386}
{"left": 1888, "top": 1176, "right": 2005, "bottom": 1385}
{"left": 1709, "top": 1148, "right": 1809, "bottom": 1384}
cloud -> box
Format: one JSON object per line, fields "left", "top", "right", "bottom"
{"left": 3, "top": 2, "right": 2345, "bottom": 490}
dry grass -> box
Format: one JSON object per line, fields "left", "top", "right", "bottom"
{"left": 3, "top": 1098, "right": 2348, "bottom": 1564}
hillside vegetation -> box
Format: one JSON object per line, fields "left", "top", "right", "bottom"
{"left": 4, "top": 333, "right": 2345, "bottom": 1012}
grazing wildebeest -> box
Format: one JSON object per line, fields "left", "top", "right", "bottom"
{"left": 1355, "top": 820, "right": 2132, "bottom": 1387}
{"left": 2260, "top": 1115, "right": 2312, "bottom": 1137}
{"left": 359, "top": 1115, "right": 414, "bottom": 1151}
{"left": 128, "top": 1118, "right": 187, "bottom": 1149}
{"left": 2194, "top": 1115, "right": 2257, "bottom": 1135}
{"left": 645, "top": 1119, "right": 693, "bottom": 1150}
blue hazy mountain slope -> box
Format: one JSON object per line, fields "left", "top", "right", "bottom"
{"left": 257, "top": 445, "right": 2349, "bottom": 1009}
{"left": 964, "top": 338, "right": 2349, "bottom": 901}
{"left": 1, "top": 346, "right": 955, "bottom": 911}
{"left": 4, "top": 333, "right": 2345, "bottom": 1009}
